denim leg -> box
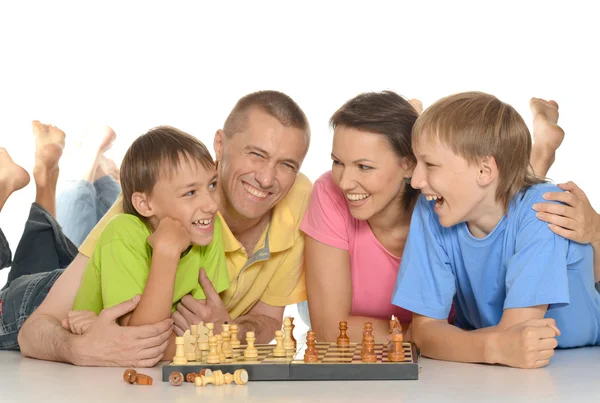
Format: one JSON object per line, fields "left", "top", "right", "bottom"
{"left": 296, "top": 300, "right": 312, "bottom": 328}
{"left": 56, "top": 179, "right": 98, "bottom": 247}
{"left": 93, "top": 175, "right": 121, "bottom": 221}
{"left": 0, "top": 269, "right": 63, "bottom": 350}
{"left": 7, "top": 203, "right": 77, "bottom": 286}
{"left": 0, "top": 228, "right": 11, "bottom": 270}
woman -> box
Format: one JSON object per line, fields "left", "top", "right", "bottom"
{"left": 300, "top": 91, "right": 569, "bottom": 342}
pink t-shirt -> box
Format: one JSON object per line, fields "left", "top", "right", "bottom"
{"left": 300, "top": 171, "right": 412, "bottom": 323}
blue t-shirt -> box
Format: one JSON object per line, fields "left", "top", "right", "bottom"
{"left": 392, "top": 183, "right": 600, "bottom": 348}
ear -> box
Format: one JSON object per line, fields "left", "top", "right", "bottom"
{"left": 214, "top": 130, "right": 225, "bottom": 161}
{"left": 131, "top": 192, "right": 154, "bottom": 218}
{"left": 477, "top": 156, "right": 497, "bottom": 186}
{"left": 400, "top": 158, "right": 415, "bottom": 179}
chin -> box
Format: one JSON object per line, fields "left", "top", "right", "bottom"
{"left": 192, "top": 235, "right": 214, "bottom": 246}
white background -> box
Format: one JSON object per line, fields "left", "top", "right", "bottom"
{"left": 1, "top": 0, "right": 598, "bottom": 289}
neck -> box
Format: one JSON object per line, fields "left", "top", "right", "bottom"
{"left": 218, "top": 196, "right": 270, "bottom": 240}
{"left": 466, "top": 192, "right": 505, "bottom": 239}
{"left": 367, "top": 186, "right": 414, "bottom": 233}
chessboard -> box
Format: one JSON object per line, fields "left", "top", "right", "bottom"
{"left": 162, "top": 342, "right": 419, "bottom": 381}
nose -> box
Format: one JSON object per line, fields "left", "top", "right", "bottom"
{"left": 255, "top": 162, "right": 276, "bottom": 188}
{"left": 200, "top": 193, "right": 218, "bottom": 215}
{"left": 338, "top": 168, "right": 356, "bottom": 191}
{"left": 410, "top": 163, "right": 427, "bottom": 190}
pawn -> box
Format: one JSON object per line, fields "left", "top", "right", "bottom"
{"left": 173, "top": 336, "right": 188, "bottom": 365}
{"left": 304, "top": 330, "right": 318, "bottom": 363}
{"left": 222, "top": 331, "right": 233, "bottom": 359}
{"left": 230, "top": 324, "right": 241, "bottom": 348}
{"left": 206, "top": 322, "right": 215, "bottom": 338}
{"left": 283, "top": 317, "right": 296, "bottom": 351}
{"left": 217, "top": 334, "right": 226, "bottom": 362}
{"left": 206, "top": 336, "right": 220, "bottom": 364}
{"left": 337, "top": 321, "right": 350, "bottom": 347}
{"left": 273, "top": 330, "right": 286, "bottom": 357}
{"left": 233, "top": 369, "right": 249, "bottom": 385}
{"left": 195, "top": 369, "right": 225, "bottom": 386}
{"left": 361, "top": 334, "right": 377, "bottom": 363}
{"left": 289, "top": 317, "right": 297, "bottom": 346}
{"left": 222, "top": 322, "right": 230, "bottom": 335}
{"left": 244, "top": 331, "right": 258, "bottom": 360}
{"left": 388, "top": 333, "right": 405, "bottom": 362}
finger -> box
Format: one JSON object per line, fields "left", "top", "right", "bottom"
{"left": 61, "top": 318, "right": 70, "bottom": 330}
{"left": 137, "top": 353, "right": 165, "bottom": 368}
{"left": 177, "top": 299, "right": 206, "bottom": 325}
{"left": 180, "top": 294, "right": 206, "bottom": 310}
{"left": 537, "top": 349, "right": 556, "bottom": 361}
{"left": 136, "top": 327, "right": 173, "bottom": 351}
{"left": 534, "top": 318, "right": 560, "bottom": 336}
{"left": 79, "top": 318, "right": 96, "bottom": 334}
{"left": 558, "top": 181, "right": 589, "bottom": 201}
{"left": 535, "top": 212, "right": 578, "bottom": 230}
{"left": 99, "top": 295, "right": 141, "bottom": 322}
{"left": 538, "top": 193, "right": 579, "bottom": 208}
{"left": 171, "top": 311, "right": 189, "bottom": 333}
{"left": 539, "top": 337, "right": 559, "bottom": 351}
{"left": 547, "top": 224, "right": 581, "bottom": 242}
{"left": 198, "top": 268, "right": 221, "bottom": 301}
{"left": 139, "top": 337, "right": 170, "bottom": 359}
{"left": 174, "top": 324, "right": 185, "bottom": 337}
{"left": 533, "top": 359, "right": 550, "bottom": 368}
{"left": 533, "top": 201, "right": 575, "bottom": 217}
{"left": 135, "top": 318, "right": 174, "bottom": 339}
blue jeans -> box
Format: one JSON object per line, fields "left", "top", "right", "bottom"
{"left": 56, "top": 176, "right": 120, "bottom": 247}
{"left": 0, "top": 203, "right": 77, "bottom": 350}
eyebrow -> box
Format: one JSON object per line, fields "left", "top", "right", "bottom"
{"left": 331, "top": 153, "right": 376, "bottom": 164}
{"left": 247, "top": 145, "right": 300, "bottom": 169}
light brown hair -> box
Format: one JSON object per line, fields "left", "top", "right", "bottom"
{"left": 120, "top": 126, "right": 214, "bottom": 223}
{"left": 412, "top": 91, "right": 546, "bottom": 210}
{"left": 330, "top": 91, "right": 420, "bottom": 211}
{"left": 223, "top": 90, "right": 311, "bottom": 149}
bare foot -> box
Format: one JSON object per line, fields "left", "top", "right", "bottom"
{"left": 409, "top": 98, "right": 423, "bottom": 115}
{"left": 96, "top": 156, "right": 120, "bottom": 184}
{"left": 530, "top": 98, "right": 565, "bottom": 155}
{"left": 0, "top": 148, "right": 31, "bottom": 211}
{"left": 32, "top": 120, "right": 65, "bottom": 187}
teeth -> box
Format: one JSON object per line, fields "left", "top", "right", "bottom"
{"left": 192, "top": 219, "right": 213, "bottom": 226}
{"left": 425, "top": 195, "right": 441, "bottom": 201}
{"left": 347, "top": 193, "right": 370, "bottom": 201}
{"left": 244, "top": 184, "right": 268, "bottom": 198}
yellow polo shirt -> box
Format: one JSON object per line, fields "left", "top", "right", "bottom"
{"left": 79, "top": 173, "right": 312, "bottom": 319}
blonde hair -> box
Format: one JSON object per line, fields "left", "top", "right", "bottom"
{"left": 412, "top": 91, "right": 545, "bottom": 210}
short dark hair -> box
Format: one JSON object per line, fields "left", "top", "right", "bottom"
{"left": 223, "top": 90, "right": 310, "bottom": 148}
{"left": 120, "top": 126, "right": 214, "bottom": 223}
{"left": 330, "top": 91, "right": 420, "bottom": 211}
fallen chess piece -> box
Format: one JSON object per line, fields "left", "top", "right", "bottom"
{"left": 169, "top": 371, "right": 184, "bottom": 386}
{"left": 123, "top": 369, "right": 154, "bottom": 385}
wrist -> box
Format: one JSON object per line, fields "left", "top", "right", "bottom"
{"left": 152, "top": 245, "right": 181, "bottom": 262}
{"left": 483, "top": 331, "right": 502, "bottom": 365}
{"left": 66, "top": 333, "right": 86, "bottom": 365}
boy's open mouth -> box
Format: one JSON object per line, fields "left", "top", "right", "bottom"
{"left": 192, "top": 218, "right": 213, "bottom": 229}
{"left": 425, "top": 194, "right": 445, "bottom": 206}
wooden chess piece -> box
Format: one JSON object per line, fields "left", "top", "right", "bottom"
{"left": 273, "top": 330, "right": 286, "bottom": 357}
{"left": 337, "top": 321, "right": 350, "bottom": 346}
{"left": 184, "top": 327, "right": 198, "bottom": 361}
{"left": 244, "top": 331, "right": 259, "bottom": 360}
{"left": 206, "top": 336, "right": 220, "bottom": 364}
{"left": 233, "top": 369, "right": 249, "bottom": 385}
{"left": 388, "top": 333, "right": 405, "bottom": 362}
{"left": 195, "top": 369, "right": 224, "bottom": 386}
{"left": 173, "top": 336, "right": 188, "bottom": 365}
{"left": 222, "top": 331, "right": 233, "bottom": 359}
{"left": 304, "top": 330, "right": 318, "bottom": 363}
{"left": 361, "top": 322, "right": 374, "bottom": 356}
{"left": 289, "top": 317, "right": 297, "bottom": 347}
{"left": 283, "top": 317, "right": 295, "bottom": 351}
{"left": 361, "top": 333, "right": 377, "bottom": 363}
{"left": 206, "top": 322, "right": 215, "bottom": 338}
{"left": 230, "top": 324, "right": 241, "bottom": 348}
{"left": 217, "top": 334, "right": 226, "bottom": 362}
{"left": 222, "top": 322, "right": 230, "bottom": 334}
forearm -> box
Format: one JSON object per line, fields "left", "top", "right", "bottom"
{"left": 126, "top": 249, "right": 178, "bottom": 326}
{"left": 18, "top": 313, "right": 77, "bottom": 364}
{"left": 413, "top": 321, "right": 496, "bottom": 364}
{"left": 233, "top": 314, "right": 281, "bottom": 344}
{"left": 530, "top": 145, "right": 555, "bottom": 178}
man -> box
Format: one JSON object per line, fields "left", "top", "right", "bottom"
{"left": 17, "top": 90, "right": 312, "bottom": 366}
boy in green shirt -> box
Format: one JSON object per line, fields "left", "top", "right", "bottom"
{"left": 71, "top": 126, "right": 229, "bottom": 360}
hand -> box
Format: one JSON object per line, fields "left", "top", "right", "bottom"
{"left": 61, "top": 310, "right": 98, "bottom": 335}
{"left": 494, "top": 318, "right": 560, "bottom": 369}
{"left": 172, "top": 268, "right": 232, "bottom": 335}
{"left": 147, "top": 217, "right": 192, "bottom": 254}
{"left": 71, "top": 295, "right": 174, "bottom": 367}
{"left": 533, "top": 181, "right": 600, "bottom": 244}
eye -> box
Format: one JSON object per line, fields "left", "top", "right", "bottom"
{"left": 358, "top": 164, "right": 373, "bottom": 171}
{"left": 332, "top": 159, "right": 342, "bottom": 166}
{"left": 282, "top": 162, "right": 296, "bottom": 172}
{"left": 208, "top": 180, "right": 218, "bottom": 190}
{"left": 184, "top": 190, "right": 196, "bottom": 197}
{"left": 250, "top": 151, "right": 264, "bottom": 158}
{"left": 425, "top": 162, "right": 436, "bottom": 168}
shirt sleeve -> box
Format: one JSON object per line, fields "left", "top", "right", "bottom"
{"left": 260, "top": 232, "right": 307, "bottom": 306}
{"left": 79, "top": 193, "right": 125, "bottom": 257}
{"left": 504, "top": 191, "right": 570, "bottom": 310}
{"left": 300, "top": 172, "right": 350, "bottom": 250}
{"left": 391, "top": 196, "right": 456, "bottom": 320}
{"left": 193, "top": 216, "right": 230, "bottom": 299}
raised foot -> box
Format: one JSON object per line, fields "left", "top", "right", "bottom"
{"left": 530, "top": 97, "right": 564, "bottom": 155}
{"left": 0, "top": 148, "right": 31, "bottom": 194}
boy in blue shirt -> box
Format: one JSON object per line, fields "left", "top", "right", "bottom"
{"left": 392, "top": 92, "right": 600, "bottom": 369}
